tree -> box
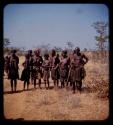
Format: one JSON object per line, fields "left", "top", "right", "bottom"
{"left": 92, "top": 21, "right": 109, "bottom": 63}
{"left": 37, "top": 43, "right": 50, "bottom": 56}
{"left": 92, "top": 22, "right": 108, "bottom": 55}
{"left": 54, "top": 46, "right": 62, "bottom": 52}
{"left": 66, "top": 41, "right": 74, "bottom": 51}
{"left": 4, "top": 38, "right": 10, "bottom": 48}
{"left": 4, "top": 38, "right": 11, "bottom": 54}
{"left": 83, "top": 48, "right": 87, "bottom": 52}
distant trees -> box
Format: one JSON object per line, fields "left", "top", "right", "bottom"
{"left": 54, "top": 46, "right": 62, "bottom": 53}
{"left": 83, "top": 48, "right": 88, "bottom": 52}
{"left": 92, "top": 22, "right": 108, "bottom": 54}
{"left": 66, "top": 41, "right": 74, "bottom": 51}
{"left": 4, "top": 38, "right": 11, "bottom": 54}
{"left": 35, "top": 43, "right": 50, "bottom": 56}
{"left": 4, "top": 38, "right": 10, "bottom": 48}
{"left": 3, "top": 38, "right": 27, "bottom": 56}
{"left": 92, "top": 21, "right": 109, "bottom": 63}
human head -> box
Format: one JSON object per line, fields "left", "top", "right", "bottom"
{"left": 62, "top": 50, "right": 67, "bottom": 58}
{"left": 25, "top": 54, "right": 29, "bottom": 59}
{"left": 28, "top": 50, "right": 32, "bottom": 55}
{"left": 51, "top": 49, "right": 56, "bottom": 57}
{"left": 34, "top": 49, "right": 40, "bottom": 56}
{"left": 56, "top": 53, "right": 59, "bottom": 58}
{"left": 75, "top": 47, "right": 80, "bottom": 53}
{"left": 73, "top": 47, "right": 80, "bottom": 54}
{"left": 44, "top": 53, "right": 49, "bottom": 60}
{"left": 11, "top": 49, "right": 17, "bottom": 56}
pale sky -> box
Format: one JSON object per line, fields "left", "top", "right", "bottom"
{"left": 4, "top": 4, "right": 109, "bottom": 50}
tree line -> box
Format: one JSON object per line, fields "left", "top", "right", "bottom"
{"left": 4, "top": 21, "right": 109, "bottom": 59}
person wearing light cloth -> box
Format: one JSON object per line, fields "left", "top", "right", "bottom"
{"left": 42, "top": 53, "right": 51, "bottom": 89}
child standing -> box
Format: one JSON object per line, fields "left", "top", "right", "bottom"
{"left": 42, "top": 53, "right": 51, "bottom": 89}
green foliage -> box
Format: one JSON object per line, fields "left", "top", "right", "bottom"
{"left": 92, "top": 21, "right": 108, "bottom": 51}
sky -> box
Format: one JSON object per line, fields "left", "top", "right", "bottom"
{"left": 4, "top": 4, "right": 109, "bottom": 50}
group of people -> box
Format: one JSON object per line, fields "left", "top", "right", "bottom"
{"left": 4, "top": 47, "right": 88, "bottom": 94}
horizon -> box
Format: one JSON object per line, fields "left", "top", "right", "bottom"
{"left": 4, "top": 4, "right": 109, "bottom": 51}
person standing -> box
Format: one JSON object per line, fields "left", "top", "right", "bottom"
{"left": 49, "top": 49, "right": 60, "bottom": 88}
{"left": 42, "top": 53, "right": 51, "bottom": 89}
{"left": 8, "top": 50, "right": 19, "bottom": 93}
{"left": 21, "top": 54, "right": 30, "bottom": 90}
{"left": 28, "top": 50, "right": 34, "bottom": 84}
{"left": 59, "top": 50, "right": 69, "bottom": 88}
{"left": 32, "top": 49, "right": 43, "bottom": 89}
{"left": 72, "top": 47, "right": 88, "bottom": 93}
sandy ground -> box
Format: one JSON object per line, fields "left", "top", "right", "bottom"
{"left": 3, "top": 78, "right": 109, "bottom": 121}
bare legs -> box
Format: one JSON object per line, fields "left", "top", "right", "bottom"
{"left": 10, "top": 79, "right": 17, "bottom": 93}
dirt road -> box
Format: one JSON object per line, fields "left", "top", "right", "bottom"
{"left": 4, "top": 79, "right": 109, "bottom": 121}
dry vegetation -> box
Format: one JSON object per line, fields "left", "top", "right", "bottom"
{"left": 3, "top": 51, "right": 109, "bottom": 121}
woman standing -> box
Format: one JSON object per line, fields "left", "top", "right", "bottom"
{"left": 21, "top": 54, "right": 30, "bottom": 90}
{"left": 42, "top": 53, "right": 51, "bottom": 89}
{"left": 59, "top": 50, "right": 69, "bottom": 88}
{"left": 50, "top": 50, "right": 60, "bottom": 88}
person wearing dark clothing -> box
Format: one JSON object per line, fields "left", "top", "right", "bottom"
{"left": 42, "top": 53, "right": 51, "bottom": 89}
{"left": 32, "top": 49, "right": 43, "bottom": 89}
{"left": 50, "top": 50, "right": 60, "bottom": 87}
{"left": 8, "top": 50, "right": 19, "bottom": 93}
{"left": 28, "top": 50, "right": 34, "bottom": 84}
{"left": 21, "top": 54, "right": 30, "bottom": 90}
{"left": 72, "top": 47, "right": 88, "bottom": 93}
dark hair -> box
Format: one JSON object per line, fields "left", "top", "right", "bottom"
{"left": 44, "top": 53, "right": 49, "bottom": 59}
{"left": 34, "top": 49, "right": 40, "bottom": 55}
{"left": 75, "top": 47, "right": 80, "bottom": 52}
{"left": 11, "top": 49, "right": 17, "bottom": 53}
{"left": 56, "top": 53, "right": 59, "bottom": 57}
{"left": 62, "top": 50, "right": 67, "bottom": 58}
{"left": 28, "top": 50, "right": 32, "bottom": 54}
{"left": 62, "top": 50, "right": 67, "bottom": 55}
{"left": 51, "top": 49, "right": 56, "bottom": 56}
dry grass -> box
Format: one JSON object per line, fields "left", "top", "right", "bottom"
{"left": 3, "top": 52, "right": 109, "bottom": 120}
{"left": 83, "top": 57, "right": 109, "bottom": 99}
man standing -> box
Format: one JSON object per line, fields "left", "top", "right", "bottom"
{"left": 59, "top": 50, "right": 69, "bottom": 88}
{"left": 71, "top": 47, "right": 88, "bottom": 93}
{"left": 28, "top": 50, "right": 34, "bottom": 84}
{"left": 8, "top": 50, "right": 19, "bottom": 93}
